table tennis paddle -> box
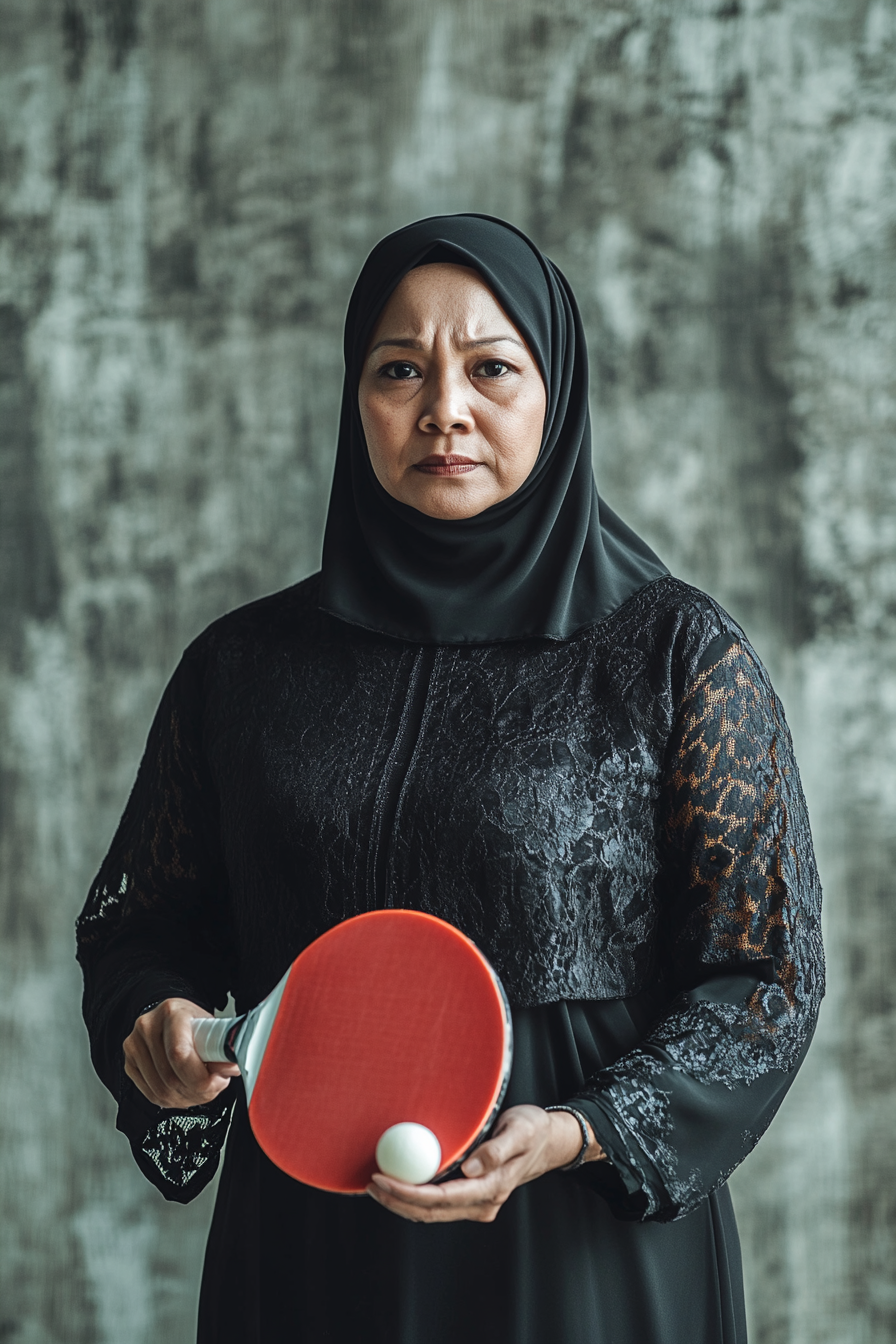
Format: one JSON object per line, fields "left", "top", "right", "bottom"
{"left": 192, "top": 909, "right": 512, "bottom": 1193}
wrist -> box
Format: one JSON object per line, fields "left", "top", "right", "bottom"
{"left": 547, "top": 1109, "right": 586, "bottom": 1169}
{"left": 544, "top": 1105, "right": 605, "bottom": 1169}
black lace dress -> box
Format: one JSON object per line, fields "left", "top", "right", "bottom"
{"left": 76, "top": 574, "right": 824, "bottom": 1344}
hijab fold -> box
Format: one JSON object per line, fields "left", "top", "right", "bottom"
{"left": 319, "top": 214, "right": 666, "bottom": 644}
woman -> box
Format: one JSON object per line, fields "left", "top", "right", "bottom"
{"left": 77, "top": 214, "right": 824, "bottom": 1344}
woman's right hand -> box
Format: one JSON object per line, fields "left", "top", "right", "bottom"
{"left": 123, "top": 998, "right": 240, "bottom": 1108}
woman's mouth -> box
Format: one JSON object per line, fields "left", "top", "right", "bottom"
{"left": 414, "top": 455, "right": 480, "bottom": 476}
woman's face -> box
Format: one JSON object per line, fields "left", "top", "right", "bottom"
{"left": 358, "top": 263, "right": 547, "bottom": 520}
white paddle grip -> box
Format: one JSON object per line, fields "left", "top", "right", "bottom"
{"left": 192, "top": 1016, "right": 239, "bottom": 1063}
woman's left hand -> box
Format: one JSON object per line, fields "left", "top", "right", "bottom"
{"left": 366, "top": 1104, "right": 601, "bottom": 1223}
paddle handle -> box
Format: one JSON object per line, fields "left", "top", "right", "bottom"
{"left": 193, "top": 1015, "right": 243, "bottom": 1063}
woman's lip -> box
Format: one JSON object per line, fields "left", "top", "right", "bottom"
{"left": 414, "top": 456, "right": 480, "bottom": 475}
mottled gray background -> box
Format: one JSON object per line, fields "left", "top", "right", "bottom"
{"left": 1, "top": 0, "right": 894, "bottom": 1340}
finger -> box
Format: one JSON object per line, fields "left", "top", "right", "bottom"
{"left": 461, "top": 1127, "right": 528, "bottom": 1178}
{"left": 461, "top": 1109, "right": 542, "bottom": 1178}
{"left": 368, "top": 1167, "right": 513, "bottom": 1218}
{"left": 370, "top": 1169, "right": 507, "bottom": 1206}
{"left": 140, "top": 1015, "right": 229, "bottom": 1106}
{"left": 141, "top": 1018, "right": 193, "bottom": 1101}
{"left": 141, "top": 1044, "right": 232, "bottom": 1107}
{"left": 124, "top": 1060, "right": 166, "bottom": 1108}
{"left": 367, "top": 1176, "right": 506, "bottom": 1224}
{"left": 163, "top": 1014, "right": 218, "bottom": 1094}
{"left": 368, "top": 1106, "right": 550, "bottom": 1219}
{"left": 124, "top": 1033, "right": 170, "bottom": 1107}
{"left": 367, "top": 1109, "right": 550, "bottom": 1222}
{"left": 125, "top": 1037, "right": 232, "bottom": 1109}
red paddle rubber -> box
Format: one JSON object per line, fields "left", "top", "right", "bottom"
{"left": 248, "top": 910, "right": 511, "bottom": 1193}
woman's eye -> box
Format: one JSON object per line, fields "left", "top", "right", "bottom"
{"left": 382, "top": 362, "right": 420, "bottom": 380}
{"left": 476, "top": 360, "right": 510, "bottom": 378}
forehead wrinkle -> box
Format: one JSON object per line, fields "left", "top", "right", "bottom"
{"left": 368, "top": 334, "right": 526, "bottom": 356}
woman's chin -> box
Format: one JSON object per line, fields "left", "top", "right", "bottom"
{"left": 401, "top": 483, "right": 497, "bottom": 521}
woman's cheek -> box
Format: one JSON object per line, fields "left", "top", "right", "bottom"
{"left": 363, "top": 408, "right": 403, "bottom": 477}
{"left": 491, "top": 433, "right": 539, "bottom": 492}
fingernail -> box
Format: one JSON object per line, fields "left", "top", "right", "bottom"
{"left": 465, "top": 1158, "right": 483, "bottom": 1176}
{"left": 370, "top": 1173, "right": 389, "bottom": 1188}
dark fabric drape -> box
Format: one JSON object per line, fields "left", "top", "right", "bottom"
{"left": 75, "top": 572, "right": 823, "bottom": 1341}
{"left": 319, "top": 214, "right": 667, "bottom": 643}
{"left": 76, "top": 574, "right": 823, "bottom": 1210}
{"left": 198, "top": 999, "right": 751, "bottom": 1344}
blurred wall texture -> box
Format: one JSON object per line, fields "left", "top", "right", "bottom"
{"left": 1, "top": 1, "right": 895, "bottom": 1341}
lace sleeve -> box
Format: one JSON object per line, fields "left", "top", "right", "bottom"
{"left": 568, "top": 634, "right": 825, "bottom": 1222}
{"left": 76, "top": 643, "right": 238, "bottom": 1203}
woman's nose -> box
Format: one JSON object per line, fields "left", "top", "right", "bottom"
{"left": 417, "top": 368, "right": 475, "bottom": 436}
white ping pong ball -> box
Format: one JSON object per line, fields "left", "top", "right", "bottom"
{"left": 375, "top": 1123, "right": 442, "bottom": 1185}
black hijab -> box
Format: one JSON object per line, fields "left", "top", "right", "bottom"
{"left": 319, "top": 214, "right": 666, "bottom": 644}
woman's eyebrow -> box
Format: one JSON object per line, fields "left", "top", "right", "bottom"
{"left": 458, "top": 336, "right": 525, "bottom": 351}
{"left": 369, "top": 337, "right": 424, "bottom": 353}
{"left": 369, "top": 335, "right": 525, "bottom": 355}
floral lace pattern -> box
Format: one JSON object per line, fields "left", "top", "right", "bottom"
{"left": 78, "top": 650, "right": 237, "bottom": 1202}
{"left": 138, "top": 1103, "right": 234, "bottom": 1193}
{"left": 76, "top": 575, "right": 823, "bottom": 1212}
{"left": 573, "top": 638, "right": 823, "bottom": 1220}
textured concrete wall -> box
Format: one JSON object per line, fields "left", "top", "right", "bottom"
{"left": 1, "top": 1, "right": 894, "bottom": 1340}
